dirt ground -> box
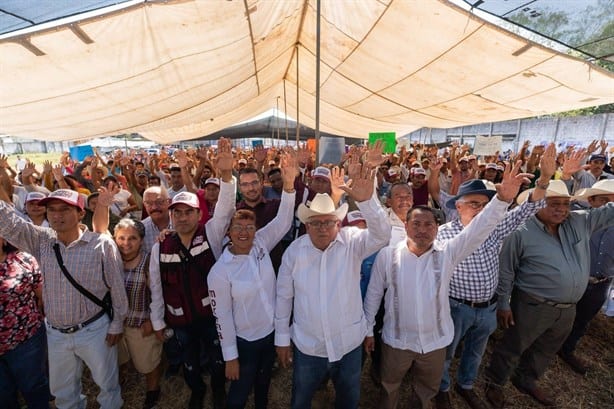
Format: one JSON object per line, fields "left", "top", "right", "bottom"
{"left": 76, "top": 313, "right": 613, "bottom": 409}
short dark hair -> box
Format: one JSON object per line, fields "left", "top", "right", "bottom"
{"left": 87, "top": 192, "right": 100, "bottom": 207}
{"left": 1, "top": 238, "right": 17, "bottom": 254}
{"left": 406, "top": 205, "right": 439, "bottom": 224}
{"left": 238, "top": 167, "right": 262, "bottom": 181}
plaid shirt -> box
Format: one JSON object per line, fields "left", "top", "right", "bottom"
{"left": 437, "top": 197, "right": 545, "bottom": 302}
{"left": 0, "top": 201, "right": 129, "bottom": 334}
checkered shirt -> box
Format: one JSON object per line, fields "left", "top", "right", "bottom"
{"left": 437, "top": 197, "right": 545, "bottom": 302}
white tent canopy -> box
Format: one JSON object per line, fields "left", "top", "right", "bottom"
{"left": 1, "top": 0, "right": 613, "bottom": 144}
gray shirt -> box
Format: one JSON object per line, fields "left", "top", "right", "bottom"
{"left": 497, "top": 202, "right": 614, "bottom": 309}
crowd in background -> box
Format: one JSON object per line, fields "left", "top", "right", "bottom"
{"left": 0, "top": 136, "right": 612, "bottom": 409}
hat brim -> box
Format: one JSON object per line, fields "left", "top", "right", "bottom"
{"left": 297, "top": 202, "right": 348, "bottom": 224}
{"left": 38, "top": 196, "right": 83, "bottom": 211}
{"left": 169, "top": 201, "right": 200, "bottom": 210}
{"left": 516, "top": 187, "right": 571, "bottom": 204}
{"left": 573, "top": 188, "right": 614, "bottom": 201}
{"left": 446, "top": 189, "right": 496, "bottom": 209}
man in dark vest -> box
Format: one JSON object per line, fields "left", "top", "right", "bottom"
{"left": 149, "top": 138, "right": 236, "bottom": 409}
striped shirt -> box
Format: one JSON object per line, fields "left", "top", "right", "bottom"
{"left": 437, "top": 197, "right": 545, "bottom": 302}
{"left": 0, "top": 201, "right": 129, "bottom": 334}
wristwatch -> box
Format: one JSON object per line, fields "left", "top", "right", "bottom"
{"left": 535, "top": 180, "right": 550, "bottom": 190}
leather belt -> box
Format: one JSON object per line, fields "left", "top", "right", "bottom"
{"left": 525, "top": 293, "right": 575, "bottom": 309}
{"left": 450, "top": 294, "right": 498, "bottom": 309}
{"left": 50, "top": 310, "right": 105, "bottom": 334}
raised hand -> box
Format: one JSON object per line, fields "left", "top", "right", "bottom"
{"left": 195, "top": 146, "right": 209, "bottom": 160}
{"left": 538, "top": 143, "right": 557, "bottom": 180}
{"left": 97, "top": 185, "right": 119, "bottom": 207}
{"left": 52, "top": 164, "right": 64, "bottom": 181}
{"left": 339, "top": 163, "right": 376, "bottom": 202}
{"left": 365, "top": 140, "right": 385, "bottom": 167}
{"left": 43, "top": 160, "right": 53, "bottom": 174}
{"left": 174, "top": 150, "right": 190, "bottom": 168}
{"left": 253, "top": 145, "right": 267, "bottom": 164}
{"left": 346, "top": 147, "right": 362, "bottom": 182}
{"left": 495, "top": 161, "right": 534, "bottom": 203}
{"left": 429, "top": 157, "right": 444, "bottom": 174}
{"left": 297, "top": 143, "right": 311, "bottom": 166}
{"left": 214, "top": 137, "right": 234, "bottom": 176}
{"left": 279, "top": 148, "right": 298, "bottom": 188}
{"left": 586, "top": 139, "right": 598, "bottom": 154}
{"left": 561, "top": 147, "right": 588, "bottom": 177}
{"left": 0, "top": 155, "right": 8, "bottom": 169}
{"left": 329, "top": 166, "right": 346, "bottom": 200}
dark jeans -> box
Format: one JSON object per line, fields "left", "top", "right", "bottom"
{"left": 227, "top": 332, "right": 275, "bottom": 409}
{"left": 561, "top": 279, "right": 611, "bottom": 355}
{"left": 486, "top": 289, "right": 575, "bottom": 388}
{"left": 173, "top": 318, "right": 225, "bottom": 398}
{"left": 291, "top": 345, "right": 362, "bottom": 409}
{"left": 0, "top": 323, "right": 51, "bottom": 409}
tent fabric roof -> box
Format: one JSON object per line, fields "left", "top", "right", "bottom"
{"left": 1, "top": 0, "right": 613, "bottom": 144}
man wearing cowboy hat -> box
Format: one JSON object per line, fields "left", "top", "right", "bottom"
{"left": 558, "top": 179, "right": 614, "bottom": 375}
{"left": 275, "top": 163, "right": 391, "bottom": 409}
{"left": 434, "top": 144, "right": 556, "bottom": 409}
{"left": 486, "top": 153, "right": 614, "bottom": 408}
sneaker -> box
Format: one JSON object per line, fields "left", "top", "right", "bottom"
{"left": 188, "top": 390, "right": 205, "bottom": 409}
{"left": 143, "top": 389, "right": 160, "bottom": 409}
{"left": 454, "top": 384, "right": 488, "bottom": 409}
{"left": 434, "top": 390, "right": 453, "bottom": 409}
{"left": 557, "top": 351, "right": 588, "bottom": 375}
{"left": 484, "top": 383, "right": 505, "bottom": 409}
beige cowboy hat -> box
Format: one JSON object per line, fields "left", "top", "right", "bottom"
{"left": 297, "top": 193, "right": 349, "bottom": 224}
{"left": 573, "top": 179, "right": 614, "bottom": 201}
{"left": 516, "top": 179, "right": 571, "bottom": 204}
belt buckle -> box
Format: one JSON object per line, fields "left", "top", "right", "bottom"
{"left": 62, "top": 324, "right": 81, "bottom": 334}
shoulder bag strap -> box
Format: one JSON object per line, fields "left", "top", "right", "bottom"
{"left": 53, "top": 243, "right": 106, "bottom": 310}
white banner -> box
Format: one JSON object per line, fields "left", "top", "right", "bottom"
{"left": 473, "top": 135, "right": 502, "bottom": 156}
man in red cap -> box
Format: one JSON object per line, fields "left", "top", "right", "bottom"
{"left": 0, "top": 180, "right": 129, "bottom": 409}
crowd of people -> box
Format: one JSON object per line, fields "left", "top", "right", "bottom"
{"left": 0, "top": 136, "right": 612, "bottom": 409}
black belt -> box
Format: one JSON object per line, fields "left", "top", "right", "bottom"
{"left": 450, "top": 294, "right": 498, "bottom": 309}
{"left": 50, "top": 309, "right": 105, "bottom": 334}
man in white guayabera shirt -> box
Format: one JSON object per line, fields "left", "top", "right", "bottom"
{"left": 363, "top": 162, "right": 531, "bottom": 409}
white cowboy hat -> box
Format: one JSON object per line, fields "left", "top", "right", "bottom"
{"left": 516, "top": 179, "right": 571, "bottom": 204}
{"left": 297, "top": 193, "right": 348, "bottom": 224}
{"left": 573, "top": 179, "right": 614, "bottom": 201}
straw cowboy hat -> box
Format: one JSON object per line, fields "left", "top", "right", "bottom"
{"left": 573, "top": 179, "right": 614, "bottom": 201}
{"left": 516, "top": 179, "right": 571, "bottom": 204}
{"left": 297, "top": 193, "right": 348, "bottom": 224}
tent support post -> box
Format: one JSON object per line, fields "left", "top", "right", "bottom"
{"left": 284, "top": 81, "right": 289, "bottom": 144}
{"left": 315, "top": 0, "right": 321, "bottom": 166}
{"left": 295, "top": 45, "right": 300, "bottom": 145}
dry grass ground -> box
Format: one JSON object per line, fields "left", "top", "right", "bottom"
{"left": 74, "top": 313, "right": 613, "bottom": 409}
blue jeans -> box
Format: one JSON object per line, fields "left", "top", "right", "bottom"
{"left": 440, "top": 298, "right": 497, "bottom": 391}
{"left": 46, "top": 314, "right": 122, "bottom": 409}
{"left": 291, "top": 345, "right": 362, "bottom": 409}
{"left": 0, "top": 323, "right": 51, "bottom": 409}
{"left": 173, "top": 318, "right": 225, "bottom": 398}
{"left": 227, "top": 332, "right": 275, "bottom": 409}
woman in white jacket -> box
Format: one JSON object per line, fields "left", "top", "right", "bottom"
{"left": 208, "top": 149, "right": 298, "bottom": 409}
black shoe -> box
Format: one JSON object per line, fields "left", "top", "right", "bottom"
{"left": 212, "top": 389, "right": 226, "bottom": 409}
{"left": 143, "top": 389, "right": 160, "bottom": 409}
{"left": 188, "top": 390, "right": 205, "bottom": 409}
{"left": 454, "top": 384, "right": 488, "bottom": 409}
{"left": 434, "top": 390, "right": 453, "bottom": 409}
{"left": 557, "top": 351, "right": 588, "bottom": 375}
{"left": 511, "top": 380, "right": 558, "bottom": 408}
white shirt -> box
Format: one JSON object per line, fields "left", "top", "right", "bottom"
{"left": 208, "top": 190, "right": 295, "bottom": 361}
{"left": 386, "top": 207, "right": 407, "bottom": 246}
{"left": 142, "top": 216, "right": 171, "bottom": 255}
{"left": 148, "top": 179, "right": 236, "bottom": 331}
{"left": 364, "top": 197, "right": 510, "bottom": 354}
{"left": 275, "top": 196, "right": 391, "bottom": 362}
{"left": 110, "top": 189, "right": 132, "bottom": 216}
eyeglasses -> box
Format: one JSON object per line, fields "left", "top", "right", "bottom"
{"left": 307, "top": 220, "right": 338, "bottom": 229}
{"left": 239, "top": 180, "right": 260, "bottom": 189}
{"left": 143, "top": 199, "right": 169, "bottom": 207}
{"left": 458, "top": 200, "right": 489, "bottom": 209}
{"left": 229, "top": 225, "right": 257, "bottom": 233}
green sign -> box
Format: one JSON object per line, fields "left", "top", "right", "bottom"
{"left": 368, "top": 132, "right": 397, "bottom": 153}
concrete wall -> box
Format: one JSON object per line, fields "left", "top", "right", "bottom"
{"left": 402, "top": 113, "right": 613, "bottom": 153}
